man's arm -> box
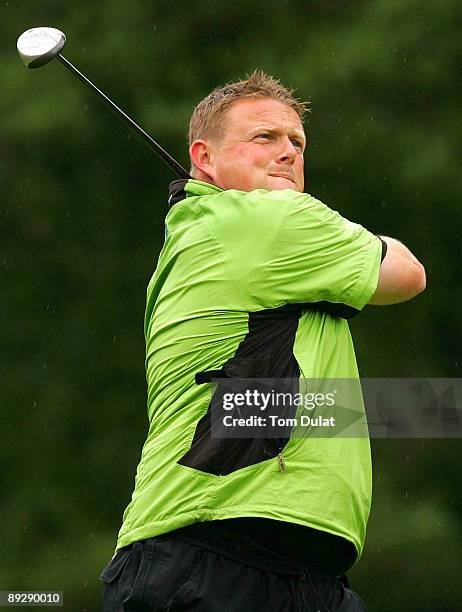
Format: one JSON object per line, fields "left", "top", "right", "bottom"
{"left": 368, "top": 236, "right": 426, "bottom": 305}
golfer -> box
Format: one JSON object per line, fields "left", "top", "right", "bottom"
{"left": 101, "top": 71, "right": 425, "bottom": 611}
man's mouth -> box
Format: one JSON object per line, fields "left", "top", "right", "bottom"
{"left": 269, "top": 174, "right": 295, "bottom": 183}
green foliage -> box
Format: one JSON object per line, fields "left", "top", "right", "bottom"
{"left": 1, "top": 1, "right": 461, "bottom": 609}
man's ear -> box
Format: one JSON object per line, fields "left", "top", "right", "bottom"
{"left": 189, "top": 139, "right": 215, "bottom": 182}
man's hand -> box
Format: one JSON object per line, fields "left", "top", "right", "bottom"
{"left": 368, "top": 236, "right": 426, "bottom": 305}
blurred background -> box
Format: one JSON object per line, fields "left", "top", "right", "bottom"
{"left": 1, "top": 1, "right": 461, "bottom": 609}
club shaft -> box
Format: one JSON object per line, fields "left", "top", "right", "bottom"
{"left": 56, "top": 54, "right": 190, "bottom": 179}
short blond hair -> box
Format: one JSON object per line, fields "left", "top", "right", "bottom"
{"left": 188, "top": 70, "right": 308, "bottom": 170}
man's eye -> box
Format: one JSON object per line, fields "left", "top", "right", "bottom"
{"left": 256, "top": 133, "right": 271, "bottom": 140}
{"left": 291, "top": 139, "right": 304, "bottom": 149}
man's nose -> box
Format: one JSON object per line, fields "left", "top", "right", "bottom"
{"left": 276, "top": 137, "right": 297, "bottom": 163}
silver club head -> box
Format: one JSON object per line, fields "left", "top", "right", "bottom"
{"left": 17, "top": 27, "right": 66, "bottom": 69}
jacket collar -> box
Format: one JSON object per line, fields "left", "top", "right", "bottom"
{"left": 168, "top": 179, "right": 223, "bottom": 208}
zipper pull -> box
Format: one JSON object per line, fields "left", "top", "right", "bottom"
{"left": 278, "top": 452, "right": 286, "bottom": 473}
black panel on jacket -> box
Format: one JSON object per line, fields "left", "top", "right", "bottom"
{"left": 379, "top": 236, "right": 388, "bottom": 262}
{"left": 178, "top": 304, "right": 302, "bottom": 475}
{"left": 168, "top": 179, "right": 188, "bottom": 207}
{"left": 311, "top": 301, "right": 359, "bottom": 319}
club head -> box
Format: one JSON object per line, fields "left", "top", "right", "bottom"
{"left": 17, "top": 27, "right": 66, "bottom": 69}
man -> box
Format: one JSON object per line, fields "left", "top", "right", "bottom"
{"left": 101, "top": 71, "right": 425, "bottom": 611}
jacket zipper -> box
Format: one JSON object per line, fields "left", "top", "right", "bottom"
{"left": 278, "top": 452, "right": 286, "bottom": 473}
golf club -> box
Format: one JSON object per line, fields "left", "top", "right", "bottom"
{"left": 17, "top": 27, "right": 190, "bottom": 179}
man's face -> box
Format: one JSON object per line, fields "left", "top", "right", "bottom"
{"left": 205, "top": 98, "right": 306, "bottom": 192}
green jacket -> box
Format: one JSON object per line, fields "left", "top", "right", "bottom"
{"left": 116, "top": 179, "right": 383, "bottom": 562}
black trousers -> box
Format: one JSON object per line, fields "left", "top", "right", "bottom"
{"left": 100, "top": 532, "right": 367, "bottom": 612}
